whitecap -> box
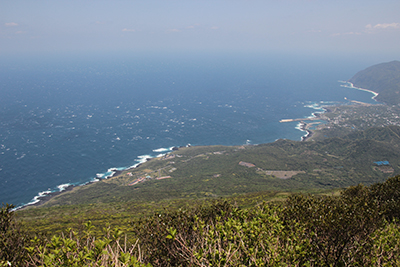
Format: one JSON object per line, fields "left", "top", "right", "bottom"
{"left": 97, "top": 171, "right": 115, "bottom": 179}
{"left": 136, "top": 155, "right": 153, "bottom": 163}
{"left": 295, "top": 122, "right": 307, "bottom": 132}
{"left": 125, "top": 154, "right": 154, "bottom": 169}
{"left": 57, "top": 183, "right": 72, "bottom": 191}
{"left": 96, "top": 166, "right": 127, "bottom": 179}
{"left": 152, "top": 147, "right": 171, "bottom": 152}
{"left": 128, "top": 163, "right": 141, "bottom": 169}
{"left": 16, "top": 154, "right": 26, "bottom": 160}
{"left": 22, "top": 189, "right": 52, "bottom": 208}
{"left": 108, "top": 167, "right": 126, "bottom": 172}
{"left": 105, "top": 172, "right": 115, "bottom": 179}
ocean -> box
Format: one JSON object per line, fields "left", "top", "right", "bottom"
{"left": 0, "top": 52, "right": 378, "bottom": 208}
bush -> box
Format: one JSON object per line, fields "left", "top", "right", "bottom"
{"left": 0, "top": 204, "right": 30, "bottom": 266}
{"left": 369, "top": 176, "right": 400, "bottom": 221}
{"left": 26, "top": 221, "right": 150, "bottom": 267}
{"left": 282, "top": 191, "right": 382, "bottom": 266}
{"left": 369, "top": 221, "right": 400, "bottom": 266}
{"left": 132, "top": 201, "right": 235, "bottom": 266}
{"left": 133, "top": 201, "right": 312, "bottom": 266}
{"left": 7, "top": 175, "right": 400, "bottom": 266}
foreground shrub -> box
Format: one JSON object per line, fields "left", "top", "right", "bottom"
{"left": 132, "top": 201, "right": 235, "bottom": 266}
{"left": 133, "top": 201, "right": 313, "bottom": 266}
{"left": 6, "top": 175, "right": 400, "bottom": 266}
{"left": 283, "top": 191, "right": 382, "bottom": 266}
{"left": 171, "top": 204, "right": 313, "bottom": 266}
{"left": 26, "top": 222, "right": 150, "bottom": 267}
{"left": 0, "top": 204, "right": 30, "bottom": 266}
{"left": 368, "top": 176, "right": 400, "bottom": 221}
{"left": 369, "top": 220, "right": 400, "bottom": 266}
{"left": 132, "top": 180, "right": 400, "bottom": 267}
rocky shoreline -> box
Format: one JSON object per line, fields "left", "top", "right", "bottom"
{"left": 19, "top": 169, "right": 128, "bottom": 210}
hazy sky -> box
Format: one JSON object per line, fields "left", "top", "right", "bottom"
{"left": 1, "top": 0, "right": 400, "bottom": 57}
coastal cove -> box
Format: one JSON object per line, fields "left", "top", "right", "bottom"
{"left": 280, "top": 80, "right": 381, "bottom": 142}
{"left": 11, "top": 57, "right": 400, "bottom": 265}
{"left": 4, "top": 2, "right": 400, "bottom": 265}
{"left": 0, "top": 55, "right": 384, "bottom": 208}
{"left": 24, "top": 87, "right": 383, "bottom": 208}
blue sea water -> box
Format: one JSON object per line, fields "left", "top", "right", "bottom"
{"left": 0, "top": 53, "right": 378, "bottom": 207}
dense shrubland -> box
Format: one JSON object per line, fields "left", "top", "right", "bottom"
{"left": 2, "top": 176, "right": 400, "bottom": 266}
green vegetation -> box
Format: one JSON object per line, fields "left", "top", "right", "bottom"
{"left": 3, "top": 177, "right": 400, "bottom": 266}
{"left": 3, "top": 60, "right": 400, "bottom": 266}
{"left": 27, "top": 125, "right": 400, "bottom": 209}
{"left": 0, "top": 204, "right": 30, "bottom": 265}
{"left": 6, "top": 125, "right": 400, "bottom": 265}
{"left": 349, "top": 60, "right": 400, "bottom": 105}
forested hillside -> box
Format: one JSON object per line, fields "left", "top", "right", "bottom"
{"left": 349, "top": 60, "right": 400, "bottom": 105}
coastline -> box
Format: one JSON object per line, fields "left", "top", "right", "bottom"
{"left": 297, "top": 121, "right": 320, "bottom": 142}
{"left": 281, "top": 101, "right": 330, "bottom": 142}
{"left": 19, "top": 114, "right": 324, "bottom": 209}
{"left": 18, "top": 184, "right": 76, "bottom": 209}
{"left": 16, "top": 82, "right": 379, "bottom": 210}
{"left": 18, "top": 168, "right": 129, "bottom": 210}
{"left": 17, "top": 151, "right": 172, "bottom": 210}
{"left": 300, "top": 123, "right": 314, "bottom": 141}
{"left": 283, "top": 81, "right": 380, "bottom": 142}
{"left": 339, "top": 81, "right": 379, "bottom": 100}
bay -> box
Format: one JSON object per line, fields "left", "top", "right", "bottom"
{"left": 0, "top": 52, "right": 378, "bottom": 207}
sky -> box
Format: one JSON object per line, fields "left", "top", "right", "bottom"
{"left": 1, "top": 0, "right": 400, "bottom": 58}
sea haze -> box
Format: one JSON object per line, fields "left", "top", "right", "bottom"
{"left": 0, "top": 53, "right": 378, "bottom": 207}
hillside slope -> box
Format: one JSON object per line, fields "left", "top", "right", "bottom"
{"left": 349, "top": 60, "right": 400, "bottom": 105}
{"left": 40, "top": 126, "right": 400, "bottom": 207}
